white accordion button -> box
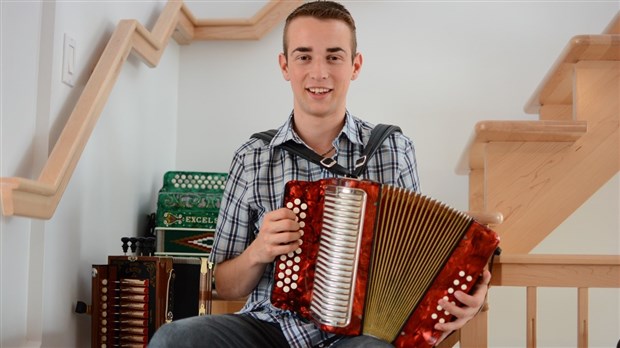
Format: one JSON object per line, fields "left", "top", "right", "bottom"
{"left": 277, "top": 281, "right": 284, "bottom": 288}
{"left": 283, "top": 286, "right": 290, "bottom": 293}
{"left": 461, "top": 284, "right": 468, "bottom": 291}
{"left": 466, "top": 275, "right": 473, "bottom": 282}
{"left": 294, "top": 199, "right": 301, "bottom": 205}
{"left": 286, "top": 202, "right": 294, "bottom": 209}
{"left": 301, "top": 203, "right": 307, "bottom": 210}
{"left": 431, "top": 313, "right": 438, "bottom": 320}
{"left": 459, "top": 270, "right": 465, "bottom": 277}
{"left": 291, "top": 283, "right": 298, "bottom": 290}
{"left": 448, "top": 288, "right": 454, "bottom": 294}
{"left": 453, "top": 279, "right": 460, "bottom": 286}
{"left": 439, "top": 318, "right": 445, "bottom": 324}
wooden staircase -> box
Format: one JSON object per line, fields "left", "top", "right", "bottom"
{"left": 452, "top": 11, "right": 620, "bottom": 348}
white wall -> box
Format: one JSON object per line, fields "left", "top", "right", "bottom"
{"left": 1, "top": 0, "right": 618, "bottom": 347}
{"left": 176, "top": 2, "right": 619, "bottom": 347}
{"left": 1, "top": 1, "right": 179, "bottom": 347}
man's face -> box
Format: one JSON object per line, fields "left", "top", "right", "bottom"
{"left": 279, "top": 17, "right": 362, "bottom": 120}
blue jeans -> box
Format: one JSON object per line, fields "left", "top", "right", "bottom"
{"left": 148, "top": 314, "right": 392, "bottom": 347}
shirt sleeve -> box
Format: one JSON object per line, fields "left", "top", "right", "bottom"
{"left": 396, "top": 134, "right": 421, "bottom": 193}
{"left": 209, "top": 149, "right": 254, "bottom": 265}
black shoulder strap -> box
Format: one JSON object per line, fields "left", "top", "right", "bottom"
{"left": 251, "top": 124, "right": 401, "bottom": 178}
{"left": 352, "top": 124, "right": 401, "bottom": 177}
{"left": 251, "top": 129, "right": 278, "bottom": 143}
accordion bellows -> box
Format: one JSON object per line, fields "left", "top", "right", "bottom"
{"left": 271, "top": 178, "right": 500, "bottom": 347}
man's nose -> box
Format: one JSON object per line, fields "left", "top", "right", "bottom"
{"left": 310, "top": 61, "right": 328, "bottom": 80}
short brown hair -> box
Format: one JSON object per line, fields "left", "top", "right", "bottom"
{"left": 282, "top": 1, "right": 357, "bottom": 61}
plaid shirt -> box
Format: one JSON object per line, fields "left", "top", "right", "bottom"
{"left": 210, "top": 111, "right": 420, "bottom": 348}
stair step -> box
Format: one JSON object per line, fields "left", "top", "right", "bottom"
{"left": 525, "top": 34, "right": 620, "bottom": 115}
{"left": 456, "top": 120, "right": 587, "bottom": 174}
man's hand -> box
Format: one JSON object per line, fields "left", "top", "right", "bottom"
{"left": 430, "top": 269, "right": 492, "bottom": 346}
{"left": 214, "top": 208, "right": 302, "bottom": 299}
{"left": 247, "top": 208, "right": 303, "bottom": 265}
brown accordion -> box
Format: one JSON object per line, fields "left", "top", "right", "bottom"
{"left": 271, "top": 178, "right": 500, "bottom": 347}
{"left": 90, "top": 256, "right": 213, "bottom": 347}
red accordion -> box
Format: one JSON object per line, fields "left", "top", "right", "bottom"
{"left": 271, "top": 178, "right": 500, "bottom": 347}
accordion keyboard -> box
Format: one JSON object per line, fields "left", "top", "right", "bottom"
{"left": 276, "top": 198, "right": 307, "bottom": 293}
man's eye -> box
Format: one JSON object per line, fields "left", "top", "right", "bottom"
{"left": 297, "top": 55, "right": 310, "bottom": 61}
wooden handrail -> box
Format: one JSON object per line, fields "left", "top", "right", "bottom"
{"left": 490, "top": 254, "right": 620, "bottom": 347}
{"left": 455, "top": 120, "right": 588, "bottom": 175}
{"left": 490, "top": 254, "right": 620, "bottom": 288}
{"left": 0, "top": 0, "right": 301, "bottom": 219}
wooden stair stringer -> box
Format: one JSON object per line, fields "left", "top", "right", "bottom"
{"left": 484, "top": 61, "right": 619, "bottom": 254}
{"left": 485, "top": 131, "right": 618, "bottom": 254}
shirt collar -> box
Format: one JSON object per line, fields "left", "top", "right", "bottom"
{"left": 271, "top": 110, "right": 364, "bottom": 148}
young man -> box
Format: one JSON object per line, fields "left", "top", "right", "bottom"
{"left": 149, "top": 2, "right": 490, "bottom": 347}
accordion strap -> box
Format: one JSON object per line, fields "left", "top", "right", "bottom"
{"left": 251, "top": 124, "right": 401, "bottom": 178}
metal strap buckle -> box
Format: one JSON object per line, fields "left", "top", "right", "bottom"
{"left": 354, "top": 155, "right": 367, "bottom": 169}
{"left": 320, "top": 157, "right": 337, "bottom": 168}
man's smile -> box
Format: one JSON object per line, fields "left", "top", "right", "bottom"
{"left": 307, "top": 87, "right": 332, "bottom": 95}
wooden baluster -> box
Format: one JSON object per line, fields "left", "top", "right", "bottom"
{"left": 577, "top": 287, "right": 588, "bottom": 348}
{"left": 527, "top": 286, "right": 537, "bottom": 348}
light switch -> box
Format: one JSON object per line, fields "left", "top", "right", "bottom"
{"left": 62, "top": 33, "right": 76, "bottom": 87}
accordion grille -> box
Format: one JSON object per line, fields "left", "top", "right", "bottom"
{"left": 362, "top": 185, "right": 472, "bottom": 341}
{"left": 310, "top": 185, "right": 367, "bottom": 327}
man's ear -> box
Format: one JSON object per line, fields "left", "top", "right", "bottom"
{"left": 351, "top": 52, "right": 363, "bottom": 81}
{"left": 279, "top": 53, "right": 290, "bottom": 81}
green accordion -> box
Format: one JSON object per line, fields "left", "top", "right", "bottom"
{"left": 155, "top": 171, "right": 227, "bottom": 257}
